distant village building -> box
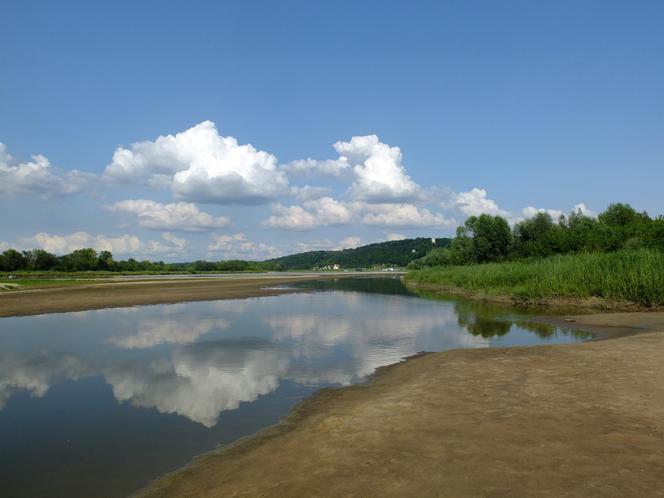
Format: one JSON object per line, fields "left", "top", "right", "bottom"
{"left": 318, "top": 263, "right": 342, "bottom": 270}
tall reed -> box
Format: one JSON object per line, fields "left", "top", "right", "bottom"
{"left": 406, "top": 249, "right": 664, "bottom": 307}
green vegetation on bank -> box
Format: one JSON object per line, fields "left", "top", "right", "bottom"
{"left": 407, "top": 250, "right": 664, "bottom": 307}
{"left": 409, "top": 203, "right": 664, "bottom": 269}
{"left": 406, "top": 203, "right": 664, "bottom": 308}
{"left": 0, "top": 247, "right": 281, "bottom": 274}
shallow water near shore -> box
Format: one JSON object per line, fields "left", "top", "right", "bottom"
{"left": 0, "top": 277, "right": 586, "bottom": 497}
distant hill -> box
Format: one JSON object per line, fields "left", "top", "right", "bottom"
{"left": 266, "top": 237, "right": 451, "bottom": 270}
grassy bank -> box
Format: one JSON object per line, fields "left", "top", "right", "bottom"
{"left": 405, "top": 249, "right": 664, "bottom": 308}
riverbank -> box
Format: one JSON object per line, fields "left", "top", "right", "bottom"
{"left": 137, "top": 311, "right": 664, "bottom": 498}
{"left": 0, "top": 273, "right": 373, "bottom": 317}
{"left": 405, "top": 250, "right": 664, "bottom": 310}
{"left": 404, "top": 280, "right": 650, "bottom": 312}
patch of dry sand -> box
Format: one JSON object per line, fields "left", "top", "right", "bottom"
{"left": 0, "top": 275, "right": 338, "bottom": 317}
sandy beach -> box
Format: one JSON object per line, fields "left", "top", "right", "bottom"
{"left": 135, "top": 311, "right": 664, "bottom": 498}
{"left": 0, "top": 274, "right": 359, "bottom": 318}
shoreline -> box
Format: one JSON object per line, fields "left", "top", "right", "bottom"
{"left": 136, "top": 310, "right": 664, "bottom": 498}
{"left": 403, "top": 278, "right": 660, "bottom": 312}
{"left": 0, "top": 272, "right": 378, "bottom": 318}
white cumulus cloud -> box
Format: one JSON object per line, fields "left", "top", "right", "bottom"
{"left": 107, "top": 199, "right": 231, "bottom": 231}
{"left": 337, "top": 135, "right": 421, "bottom": 202}
{"left": 520, "top": 203, "right": 596, "bottom": 222}
{"left": 284, "top": 135, "right": 421, "bottom": 203}
{"left": 263, "top": 197, "right": 354, "bottom": 231}
{"left": 292, "top": 185, "right": 333, "bottom": 201}
{"left": 0, "top": 143, "right": 92, "bottom": 198}
{"left": 384, "top": 232, "right": 407, "bottom": 241}
{"left": 361, "top": 203, "right": 455, "bottom": 228}
{"left": 283, "top": 158, "right": 352, "bottom": 179}
{"left": 146, "top": 232, "right": 187, "bottom": 254}
{"left": 263, "top": 197, "right": 453, "bottom": 231}
{"left": 522, "top": 206, "right": 564, "bottom": 220}
{"left": 207, "top": 233, "right": 280, "bottom": 260}
{"left": 453, "top": 188, "right": 509, "bottom": 217}
{"left": 104, "top": 121, "right": 289, "bottom": 204}
{"left": 31, "top": 231, "right": 186, "bottom": 256}
{"left": 573, "top": 203, "right": 596, "bottom": 217}
{"left": 338, "top": 236, "right": 362, "bottom": 249}
{"left": 293, "top": 236, "right": 362, "bottom": 253}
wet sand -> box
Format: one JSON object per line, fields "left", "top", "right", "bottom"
{"left": 138, "top": 311, "right": 664, "bottom": 498}
{"left": 0, "top": 274, "right": 358, "bottom": 318}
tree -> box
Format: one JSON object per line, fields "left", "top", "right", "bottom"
{"left": 23, "top": 249, "right": 57, "bottom": 271}
{"left": 462, "top": 214, "right": 512, "bottom": 263}
{"left": 1, "top": 249, "right": 26, "bottom": 271}
{"left": 598, "top": 203, "right": 650, "bottom": 245}
{"left": 97, "top": 250, "right": 115, "bottom": 271}
{"left": 217, "top": 260, "right": 250, "bottom": 272}
{"left": 66, "top": 248, "right": 99, "bottom": 271}
{"left": 598, "top": 203, "right": 642, "bottom": 228}
{"left": 413, "top": 202, "right": 664, "bottom": 271}
{"left": 192, "top": 260, "right": 216, "bottom": 271}
{"left": 645, "top": 216, "right": 664, "bottom": 250}
{"left": 564, "top": 211, "right": 598, "bottom": 252}
{"left": 513, "top": 213, "right": 557, "bottom": 257}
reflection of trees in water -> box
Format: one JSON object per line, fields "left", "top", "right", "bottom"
{"left": 454, "top": 301, "right": 512, "bottom": 338}
{"left": 294, "top": 277, "right": 413, "bottom": 296}
{"left": 451, "top": 300, "right": 586, "bottom": 339}
{"left": 453, "top": 300, "right": 592, "bottom": 340}
{"left": 514, "top": 320, "right": 593, "bottom": 340}
{"left": 513, "top": 320, "right": 556, "bottom": 338}
{"left": 417, "top": 292, "right": 589, "bottom": 341}
{"left": 467, "top": 317, "right": 512, "bottom": 338}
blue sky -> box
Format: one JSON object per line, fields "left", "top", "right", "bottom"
{"left": 1, "top": 0, "right": 662, "bottom": 261}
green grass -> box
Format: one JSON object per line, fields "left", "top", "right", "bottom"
{"left": 405, "top": 249, "right": 664, "bottom": 307}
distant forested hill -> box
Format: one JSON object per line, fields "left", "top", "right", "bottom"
{"left": 1, "top": 237, "right": 449, "bottom": 273}
{"left": 266, "top": 238, "right": 451, "bottom": 270}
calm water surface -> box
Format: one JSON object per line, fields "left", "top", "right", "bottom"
{"left": 0, "top": 277, "right": 587, "bottom": 497}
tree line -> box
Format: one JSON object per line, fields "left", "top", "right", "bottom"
{"left": 5, "top": 204, "right": 660, "bottom": 273}
{"left": 0, "top": 237, "right": 450, "bottom": 273}
{"left": 0, "top": 247, "right": 281, "bottom": 273}
{"left": 408, "top": 203, "right": 664, "bottom": 269}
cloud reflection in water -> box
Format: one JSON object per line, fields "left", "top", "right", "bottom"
{"left": 0, "top": 287, "right": 575, "bottom": 426}
{"left": 105, "top": 342, "right": 287, "bottom": 427}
